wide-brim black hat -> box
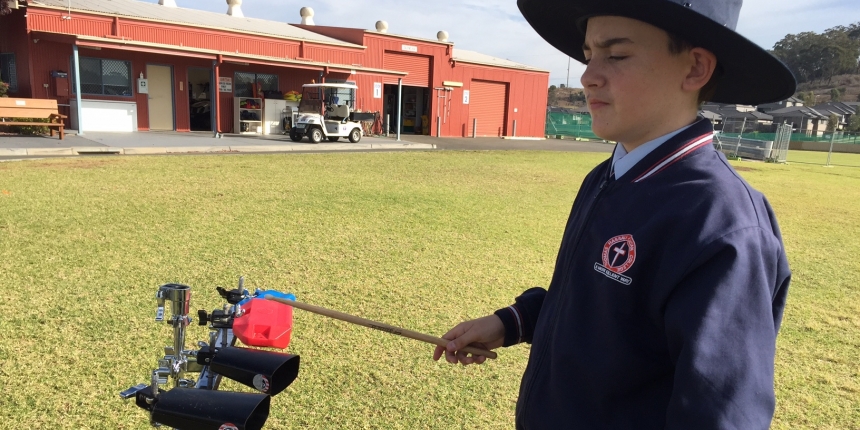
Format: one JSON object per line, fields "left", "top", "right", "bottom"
{"left": 518, "top": 0, "right": 796, "bottom": 105}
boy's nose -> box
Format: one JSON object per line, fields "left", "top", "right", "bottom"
{"left": 580, "top": 62, "right": 604, "bottom": 89}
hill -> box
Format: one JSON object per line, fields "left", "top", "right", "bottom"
{"left": 796, "top": 74, "right": 860, "bottom": 105}
{"left": 547, "top": 85, "right": 586, "bottom": 108}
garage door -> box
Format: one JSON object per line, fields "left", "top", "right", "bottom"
{"left": 383, "top": 52, "right": 431, "bottom": 87}
{"left": 470, "top": 80, "right": 507, "bottom": 137}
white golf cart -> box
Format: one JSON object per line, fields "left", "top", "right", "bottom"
{"left": 290, "top": 83, "right": 364, "bottom": 144}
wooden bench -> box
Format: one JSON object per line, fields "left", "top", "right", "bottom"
{"left": 0, "top": 98, "right": 67, "bottom": 139}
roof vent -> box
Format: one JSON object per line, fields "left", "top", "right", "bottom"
{"left": 159, "top": 0, "right": 177, "bottom": 7}
{"left": 437, "top": 31, "right": 449, "bottom": 42}
{"left": 226, "top": 0, "right": 243, "bottom": 17}
{"left": 300, "top": 7, "right": 315, "bottom": 25}
{"left": 375, "top": 21, "right": 388, "bottom": 33}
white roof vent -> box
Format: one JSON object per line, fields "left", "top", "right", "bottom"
{"left": 300, "top": 7, "right": 315, "bottom": 25}
{"left": 437, "top": 31, "right": 449, "bottom": 42}
{"left": 375, "top": 21, "right": 388, "bottom": 33}
{"left": 226, "top": 0, "right": 243, "bottom": 17}
{"left": 159, "top": 0, "right": 177, "bottom": 7}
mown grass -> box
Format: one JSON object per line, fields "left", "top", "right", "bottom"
{"left": 0, "top": 150, "right": 857, "bottom": 429}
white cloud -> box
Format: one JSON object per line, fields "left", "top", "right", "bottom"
{"left": 159, "top": 0, "right": 858, "bottom": 88}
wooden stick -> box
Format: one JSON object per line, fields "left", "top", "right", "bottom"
{"left": 264, "top": 296, "right": 497, "bottom": 360}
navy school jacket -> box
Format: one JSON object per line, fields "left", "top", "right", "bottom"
{"left": 495, "top": 118, "right": 791, "bottom": 429}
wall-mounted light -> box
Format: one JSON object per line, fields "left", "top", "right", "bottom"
{"left": 33, "top": 39, "right": 39, "bottom": 44}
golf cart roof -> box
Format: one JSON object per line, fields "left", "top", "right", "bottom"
{"left": 302, "top": 83, "right": 358, "bottom": 90}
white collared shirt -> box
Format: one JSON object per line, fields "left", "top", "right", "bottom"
{"left": 611, "top": 124, "right": 694, "bottom": 180}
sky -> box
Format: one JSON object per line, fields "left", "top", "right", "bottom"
{"left": 157, "top": 0, "right": 859, "bottom": 88}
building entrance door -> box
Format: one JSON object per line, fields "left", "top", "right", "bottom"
{"left": 146, "top": 64, "right": 174, "bottom": 131}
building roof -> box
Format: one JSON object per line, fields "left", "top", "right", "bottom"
{"left": 699, "top": 110, "right": 722, "bottom": 121}
{"left": 29, "top": 0, "right": 364, "bottom": 48}
{"left": 813, "top": 102, "right": 856, "bottom": 116}
{"left": 769, "top": 106, "right": 829, "bottom": 119}
{"left": 716, "top": 109, "right": 773, "bottom": 121}
{"left": 452, "top": 49, "right": 548, "bottom": 72}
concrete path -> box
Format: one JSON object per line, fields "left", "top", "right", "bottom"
{"left": 0, "top": 130, "right": 613, "bottom": 158}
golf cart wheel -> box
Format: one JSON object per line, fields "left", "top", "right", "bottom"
{"left": 328, "top": 137, "right": 340, "bottom": 142}
{"left": 348, "top": 128, "right": 362, "bottom": 143}
{"left": 308, "top": 127, "right": 323, "bottom": 144}
{"left": 289, "top": 131, "right": 303, "bottom": 142}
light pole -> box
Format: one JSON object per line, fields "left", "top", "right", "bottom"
{"left": 566, "top": 56, "right": 570, "bottom": 88}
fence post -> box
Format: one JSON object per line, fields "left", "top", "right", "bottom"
{"left": 436, "top": 116, "right": 441, "bottom": 137}
{"left": 826, "top": 131, "right": 836, "bottom": 167}
{"left": 735, "top": 118, "right": 746, "bottom": 158}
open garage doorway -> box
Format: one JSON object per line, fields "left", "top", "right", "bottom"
{"left": 383, "top": 84, "right": 429, "bottom": 135}
{"left": 187, "top": 67, "right": 212, "bottom": 131}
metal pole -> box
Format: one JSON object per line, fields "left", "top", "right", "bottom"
{"left": 735, "top": 118, "right": 746, "bottom": 158}
{"left": 472, "top": 118, "right": 477, "bottom": 138}
{"left": 513, "top": 120, "right": 517, "bottom": 137}
{"left": 385, "top": 114, "right": 390, "bottom": 137}
{"left": 214, "top": 57, "right": 222, "bottom": 137}
{"left": 396, "top": 78, "right": 402, "bottom": 142}
{"left": 566, "top": 57, "right": 570, "bottom": 88}
{"left": 72, "top": 44, "right": 84, "bottom": 135}
{"left": 211, "top": 60, "right": 217, "bottom": 136}
{"left": 826, "top": 130, "right": 836, "bottom": 166}
{"left": 436, "top": 116, "right": 441, "bottom": 137}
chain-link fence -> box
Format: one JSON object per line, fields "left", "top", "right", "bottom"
{"left": 545, "top": 111, "right": 599, "bottom": 140}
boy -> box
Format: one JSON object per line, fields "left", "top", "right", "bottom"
{"left": 433, "top": 1, "right": 794, "bottom": 428}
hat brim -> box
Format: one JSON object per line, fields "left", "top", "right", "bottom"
{"left": 517, "top": 0, "right": 796, "bottom": 105}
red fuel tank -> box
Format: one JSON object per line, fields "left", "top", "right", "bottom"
{"left": 232, "top": 298, "right": 293, "bottom": 349}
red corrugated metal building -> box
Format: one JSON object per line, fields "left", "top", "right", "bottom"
{"left": 0, "top": 0, "right": 549, "bottom": 138}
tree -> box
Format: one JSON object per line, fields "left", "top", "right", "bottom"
{"left": 846, "top": 115, "right": 860, "bottom": 133}
{"left": 560, "top": 84, "right": 566, "bottom": 89}
{"left": 826, "top": 113, "right": 840, "bottom": 132}
{"left": 831, "top": 88, "right": 842, "bottom": 102}
{"left": 547, "top": 85, "right": 558, "bottom": 106}
{"left": 772, "top": 22, "right": 860, "bottom": 84}
{"left": 799, "top": 91, "right": 816, "bottom": 106}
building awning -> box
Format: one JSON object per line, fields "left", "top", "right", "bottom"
{"left": 31, "top": 31, "right": 408, "bottom": 77}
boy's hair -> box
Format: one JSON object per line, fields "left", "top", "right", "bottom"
{"left": 667, "top": 32, "right": 722, "bottom": 105}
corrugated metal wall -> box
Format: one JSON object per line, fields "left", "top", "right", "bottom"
{"left": 19, "top": 6, "right": 549, "bottom": 137}
{"left": 469, "top": 80, "right": 508, "bottom": 137}
{"left": 0, "top": 9, "right": 33, "bottom": 97}
{"left": 383, "top": 52, "right": 431, "bottom": 87}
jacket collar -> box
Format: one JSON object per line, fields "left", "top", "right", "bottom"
{"left": 615, "top": 118, "right": 716, "bottom": 183}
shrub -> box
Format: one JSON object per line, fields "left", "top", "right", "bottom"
{"left": 0, "top": 80, "right": 8, "bottom": 98}
{"left": 0, "top": 118, "right": 50, "bottom": 135}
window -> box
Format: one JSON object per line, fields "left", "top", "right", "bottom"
{"left": 0, "top": 53, "right": 17, "bottom": 93}
{"left": 234, "top": 72, "right": 278, "bottom": 97}
{"left": 71, "top": 57, "right": 133, "bottom": 96}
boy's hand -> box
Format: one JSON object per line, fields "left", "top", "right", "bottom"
{"left": 433, "top": 315, "right": 505, "bottom": 365}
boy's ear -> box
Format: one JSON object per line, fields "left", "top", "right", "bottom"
{"left": 682, "top": 47, "right": 718, "bottom": 94}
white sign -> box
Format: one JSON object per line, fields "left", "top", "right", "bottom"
{"left": 401, "top": 44, "right": 418, "bottom": 53}
{"left": 463, "top": 90, "right": 470, "bottom": 105}
{"left": 373, "top": 82, "right": 382, "bottom": 99}
{"left": 137, "top": 78, "right": 148, "bottom": 94}
{"left": 218, "top": 77, "right": 232, "bottom": 93}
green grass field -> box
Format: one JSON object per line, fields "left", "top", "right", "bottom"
{"left": 0, "top": 150, "right": 857, "bottom": 429}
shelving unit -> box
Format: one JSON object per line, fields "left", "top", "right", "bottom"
{"left": 403, "top": 97, "right": 416, "bottom": 133}
{"left": 234, "top": 96, "right": 263, "bottom": 135}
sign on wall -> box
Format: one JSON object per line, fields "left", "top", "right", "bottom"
{"left": 463, "top": 90, "right": 470, "bottom": 105}
{"left": 137, "top": 78, "right": 149, "bottom": 94}
{"left": 218, "top": 77, "right": 232, "bottom": 93}
{"left": 401, "top": 44, "right": 418, "bottom": 53}
{"left": 373, "top": 82, "right": 382, "bottom": 99}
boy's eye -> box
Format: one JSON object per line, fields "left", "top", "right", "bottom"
{"left": 608, "top": 55, "right": 628, "bottom": 61}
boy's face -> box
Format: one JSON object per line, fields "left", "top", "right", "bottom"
{"left": 581, "top": 16, "right": 698, "bottom": 147}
